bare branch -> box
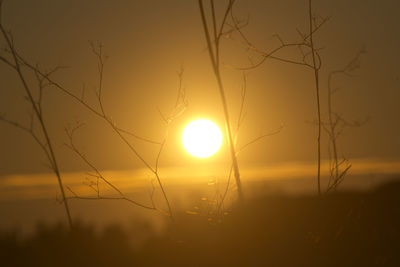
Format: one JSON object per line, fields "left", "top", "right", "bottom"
{"left": 0, "top": 22, "right": 73, "bottom": 227}
{"left": 0, "top": 114, "right": 54, "bottom": 171}
{"left": 64, "top": 123, "right": 158, "bottom": 211}
{"left": 199, "top": 0, "right": 244, "bottom": 201}
{"left": 238, "top": 125, "right": 283, "bottom": 153}
{"left": 114, "top": 127, "right": 162, "bottom": 145}
{"left": 325, "top": 49, "right": 366, "bottom": 193}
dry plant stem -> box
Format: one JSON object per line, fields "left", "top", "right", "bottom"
{"left": 65, "top": 125, "right": 159, "bottom": 211}
{"left": 327, "top": 72, "right": 339, "bottom": 181}
{"left": 217, "top": 72, "right": 247, "bottom": 214}
{"left": 86, "top": 44, "right": 174, "bottom": 219}
{"left": 0, "top": 23, "right": 73, "bottom": 228}
{"left": 229, "top": 0, "right": 327, "bottom": 195}
{"left": 227, "top": 5, "right": 328, "bottom": 71}
{"left": 64, "top": 62, "right": 187, "bottom": 219}
{"left": 14, "top": 54, "right": 160, "bottom": 144}
{"left": 324, "top": 50, "right": 365, "bottom": 192}
{"left": 215, "top": 72, "right": 283, "bottom": 214}
{"left": 13, "top": 44, "right": 174, "bottom": 219}
{"left": 198, "top": 0, "right": 243, "bottom": 202}
{"left": 217, "top": 125, "right": 282, "bottom": 215}
{"left": 88, "top": 44, "right": 174, "bottom": 215}
{"left": 308, "top": 0, "right": 322, "bottom": 195}
{"left": 154, "top": 68, "right": 187, "bottom": 218}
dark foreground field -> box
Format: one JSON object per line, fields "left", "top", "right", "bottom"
{"left": 1, "top": 180, "right": 400, "bottom": 267}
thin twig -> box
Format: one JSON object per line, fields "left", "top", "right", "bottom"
{"left": 0, "top": 17, "right": 73, "bottom": 228}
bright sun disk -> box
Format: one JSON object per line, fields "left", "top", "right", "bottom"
{"left": 182, "top": 119, "right": 223, "bottom": 158}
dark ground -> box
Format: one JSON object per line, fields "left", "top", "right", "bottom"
{"left": 1, "top": 179, "right": 400, "bottom": 267}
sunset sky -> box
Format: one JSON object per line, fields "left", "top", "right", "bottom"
{"left": 1, "top": 0, "right": 399, "bottom": 180}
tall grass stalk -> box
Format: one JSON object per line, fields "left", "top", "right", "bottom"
{"left": 0, "top": 1, "right": 73, "bottom": 228}
{"left": 308, "top": 0, "right": 322, "bottom": 195}
{"left": 198, "top": 0, "right": 243, "bottom": 202}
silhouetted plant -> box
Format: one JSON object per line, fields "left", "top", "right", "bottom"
{"left": 198, "top": 0, "right": 244, "bottom": 201}
{"left": 0, "top": 0, "right": 73, "bottom": 228}
{"left": 197, "top": 0, "right": 287, "bottom": 207}
{"left": 230, "top": 0, "right": 366, "bottom": 194}
{"left": 185, "top": 73, "right": 282, "bottom": 221}
{"left": 324, "top": 49, "right": 368, "bottom": 193}
{"left": 0, "top": 1, "right": 186, "bottom": 221}
{"left": 64, "top": 122, "right": 160, "bottom": 212}
{"left": 227, "top": 0, "right": 329, "bottom": 195}
{"left": 307, "top": 0, "right": 323, "bottom": 195}
{"left": 61, "top": 48, "right": 187, "bottom": 218}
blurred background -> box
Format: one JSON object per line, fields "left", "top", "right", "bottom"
{"left": 0, "top": 0, "right": 399, "bottom": 234}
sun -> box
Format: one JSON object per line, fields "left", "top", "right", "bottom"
{"left": 182, "top": 119, "right": 223, "bottom": 158}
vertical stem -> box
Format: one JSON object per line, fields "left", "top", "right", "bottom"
{"left": 42, "top": 123, "right": 74, "bottom": 229}
{"left": 215, "top": 66, "right": 244, "bottom": 202}
{"left": 0, "top": 24, "right": 73, "bottom": 229}
{"left": 198, "top": 0, "right": 243, "bottom": 201}
{"left": 20, "top": 66, "right": 73, "bottom": 230}
{"left": 308, "top": 0, "right": 321, "bottom": 195}
{"left": 108, "top": 120, "right": 173, "bottom": 220}
{"left": 327, "top": 73, "right": 339, "bottom": 181}
{"left": 22, "top": 75, "right": 73, "bottom": 230}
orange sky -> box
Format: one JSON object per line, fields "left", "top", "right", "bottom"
{"left": 1, "top": 0, "right": 399, "bottom": 177}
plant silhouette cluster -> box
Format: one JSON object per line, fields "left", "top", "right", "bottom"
{"left": 0, "top": 0, "right": 367, "bottom": 230}
{"left": 0, "top": 1, "right": 187, "bottom": 224}
{"left": 0, "top": 0, "right": 73, "bottom": 228}
{"left": 206, "top": 0, "right": 367, "bottom": 195}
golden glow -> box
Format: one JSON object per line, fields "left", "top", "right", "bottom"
{"left": 182, "top": 119, "right": 223, "bottom": 158}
